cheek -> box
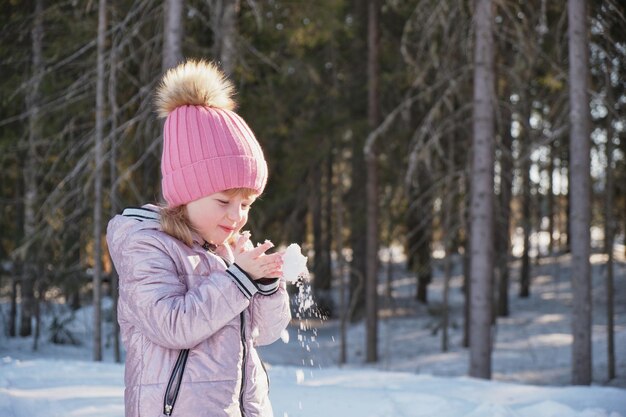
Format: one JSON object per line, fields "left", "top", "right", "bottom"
{"left": 237, "top": 213, "right": 249, "bottom": 228}
{"left": 185, "top": 207, "right": 199, "bottom": 229}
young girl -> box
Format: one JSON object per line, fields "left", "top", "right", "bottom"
{"left": 107, "top": 60, "right": 291, "bottom": 417}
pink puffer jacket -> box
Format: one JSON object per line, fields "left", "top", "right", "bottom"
{"left": 106, "top": 205, "right": 291, "bottom": 417}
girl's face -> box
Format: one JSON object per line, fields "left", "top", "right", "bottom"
{"left": 186, "top": 190, "right": 258, "bottom": 245}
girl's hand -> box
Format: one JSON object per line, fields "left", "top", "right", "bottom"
{"left": 233, "top": 236, "right": 283, "bottom": 280}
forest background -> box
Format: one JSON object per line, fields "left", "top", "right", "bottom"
{"left": 0, "top": 0, "right": 624, "bottom": 386}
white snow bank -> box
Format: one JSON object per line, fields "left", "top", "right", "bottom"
{"left": 0, "top": 358, "right": 624, "bottom": 417}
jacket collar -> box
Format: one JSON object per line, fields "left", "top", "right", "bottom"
{"left": 121, "top": 206, "right": 160, "bottom": 222}
{"left": 121, "top": 205, "right": 216, "bottom": 251}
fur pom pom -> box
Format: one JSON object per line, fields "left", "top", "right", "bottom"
{"left": 155, "top": 60, "right": 236, "bottom": 118}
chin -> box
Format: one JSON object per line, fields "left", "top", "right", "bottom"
{"left": 216, "top": 235, "right": 232, "bottom": 246}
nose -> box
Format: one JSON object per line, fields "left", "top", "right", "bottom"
{"left": 226, "top": 204, "right": 245, "bottom": 222}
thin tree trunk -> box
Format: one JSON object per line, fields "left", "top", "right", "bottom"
{"left": 442, "top": 139, "right": 454, "bottom": 352}
{"left": 462, "top": 174, "right": 470, "bottom": 349}
{"left": 32, "top": 281, "right": 41, "bottom": 350}
{"left": 162, "top": 0, "right": 183, "bottom": 72}
{"left": 560, "top": 156, "right": 569, "bottom": 250}
{"left": 93, "top": 0, "right": 107, "bottom": 362}
{"left": 365, "top": 0, "right": 380, "bottom": 364}
{"left": 414, "top": 168, "right": 433, "bottom": 304}
{"left": 323, "top": 152, "right": 334, "bottom": 315}
{"left": 603, "top": 90, "right": 615, "bottom": 381}
{"left": 519, "top": 94, "right": 533, "bottom": 297}
{"left": 312, "top": 158, "right": 332, "bottom": 314}
{"left": 520, "top": 134, "right": 532, "bottom": 298}
{"left": 348, "top": 0, "right": 367, "bottom": 323}
{"left": 312, "top": 163, "right": 323, "bottom": 285}
{"left": 10, "top": 160, "right": 23, "bottom": 337}
{"left": 567, "top": 0, "right": 592, "bottom": 386}
{"left": 211, "top": 0, "right": 240, "bottom": 77}
{"left": 32, "top": 274, "right": 46, "bottom": 351}
{"left": 20, "top": 0, "right": 44, "bottom": 338}
{"left": 547, "top": 141, "right": 556, "bottom": 255}
{"left": 565, "top": 160, "right": 572, "bottom": 253}
{"left": 497, "top": 142, "right": 512, "bottom": 316}
{"left": 336, "top": 171, "right": 347, "bottom": 365}
{"left": 469, "top": 0, "right": 495, "bottom": 379}
{"left": 349, "top": 145, "right": 367, "bottom": 321}
{"left": 9, "top": 274, "right": 18, "bottom": 337}
{"left": 497, "top": 85, "right": 513, "bottom": 317}
{"left": 109, "top": 28, "right": 121, "bottom": 364}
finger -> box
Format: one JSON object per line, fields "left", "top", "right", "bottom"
{"left": 221, "top": 243, "right": 234, "bottom": 261}
{"left": 234, "top": 232, "right": 251, "bottom": 253}
{"left": 262, "top": 262, "right": 282, "bottom": 274}
{"left": 262, "top": 252, "right": 283, "bottom": 264}
{"left": 264, "top": 266, "right": 283, "bottom": 278}
{"left": 264, "top": 258, "right": 283, "bottom": 273}
{"left": 248, "top": 240, "right": 274, "bottom": 258}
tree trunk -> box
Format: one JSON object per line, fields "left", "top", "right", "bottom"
{"left": 603, "top": 87, "right": 615, "bottom": 381}
{"left": 20, "top": 0, "right": 45, "bottom": 338}
{"left": 547, "top": 141, "right": 556, "bottom": 255}
{"left": 162, "top": 0, "right": 184, "bottom": 72}
{"left": 210, "top": 0, "right": 240, "bottom": 77}
{"left": 10, "top": 274, "right": 18, "bottom": 337}
{"left": 10, "top": 156, "right": 24, "bottom": 337}
{"left": 565, "top": 158, "right": 572, "bottom": 253}
{"left": 93, "top": 0, "right": 107, "bottom": 362}
{"left": 495, "top": 61, "right": 513, "bottom": 317}
{"left": 312, "top": 157, "right": 333, "bottom": 316}
{"left": 442, "top": 139, "right": 455, "bottom": 352}
{"left": 413, "top": 168, "right": 433, "bottom": 304}
{"left": 520, "top": 133, "right": 532, "bottom": 298}
{"left": 348, "top": 0, "right": 367, "bottom": 323}
{"left": 469, "top": 0, "right": 495, "bottom": 380}
{"left": 323, "top": 153, "right": 334, "bottom": 315}
{"left": 335, "top": 170, "right": 348, "bottom": 365}
{"left": 559, "top": 154, "right": 569, "bottom": 250}
{"left": 462, "top": 174, "right": 471, "bottom": 349}
{"left": 365, "top": 0, "right": 380, "bottom": 364}
{"left": 497, "top": 118, "right": 512, "bottom": 317}
{"left": 32, "top": 274, "right": 46, "bottom": 351}
{"left": 109, "top": 27, "right": 121, "bottom": 364}
{"left": 567, "top": 0, "right": 592, "bottom": 386}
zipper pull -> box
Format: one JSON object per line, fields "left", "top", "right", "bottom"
{"left": 164, "top": 404, "right": 173, "bottom": 416}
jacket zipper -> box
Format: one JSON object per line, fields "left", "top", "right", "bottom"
{"left": 163, "top": 349, "right": 189, "bottom": 415}
{"left": 239, "top": 312, "right": 247, "bottom": 417}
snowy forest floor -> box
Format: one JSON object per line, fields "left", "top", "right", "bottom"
{"left": 258, "top": 248, "right": 626, "bottom": 388}
{"left": 1, "top": 249, "right": 625, "bottom": 389}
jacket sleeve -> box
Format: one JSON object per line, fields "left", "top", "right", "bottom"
{"left": 249, "top": 279, "right": 291, "bottom": 346}
{"left": 115, "top": 233, "right": 252, "bottom": 350}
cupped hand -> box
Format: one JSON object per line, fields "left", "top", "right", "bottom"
{"left": 233, "top": 235, "right": 284, "bottom": 280}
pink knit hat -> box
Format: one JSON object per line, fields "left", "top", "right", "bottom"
{"left": 155, "top": 60, "right": 268, "bottom": 207}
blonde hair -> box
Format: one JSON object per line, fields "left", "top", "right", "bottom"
{"left": 160, "top": 188, "right": 259, "bottom": 247}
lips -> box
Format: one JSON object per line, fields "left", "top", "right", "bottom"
{"left": 219, "top": 225, "right": 235, "bottom": 233}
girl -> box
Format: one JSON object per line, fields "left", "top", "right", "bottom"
{"left": 107, "top": 60, "right": 291, "bottom": 417}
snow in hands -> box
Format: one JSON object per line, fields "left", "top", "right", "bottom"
{"left": 282, "top": 243, "right": 309, "bottom": 283}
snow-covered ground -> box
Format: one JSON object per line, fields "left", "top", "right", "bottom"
{"left": 1, "top": 357, "right": 625, "bottom": 417}
{"left": 1, "top": 250, "right": 625, "bottom": 416}
{"left": 260, "top": 250, "right": 626, "bottom": 388}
